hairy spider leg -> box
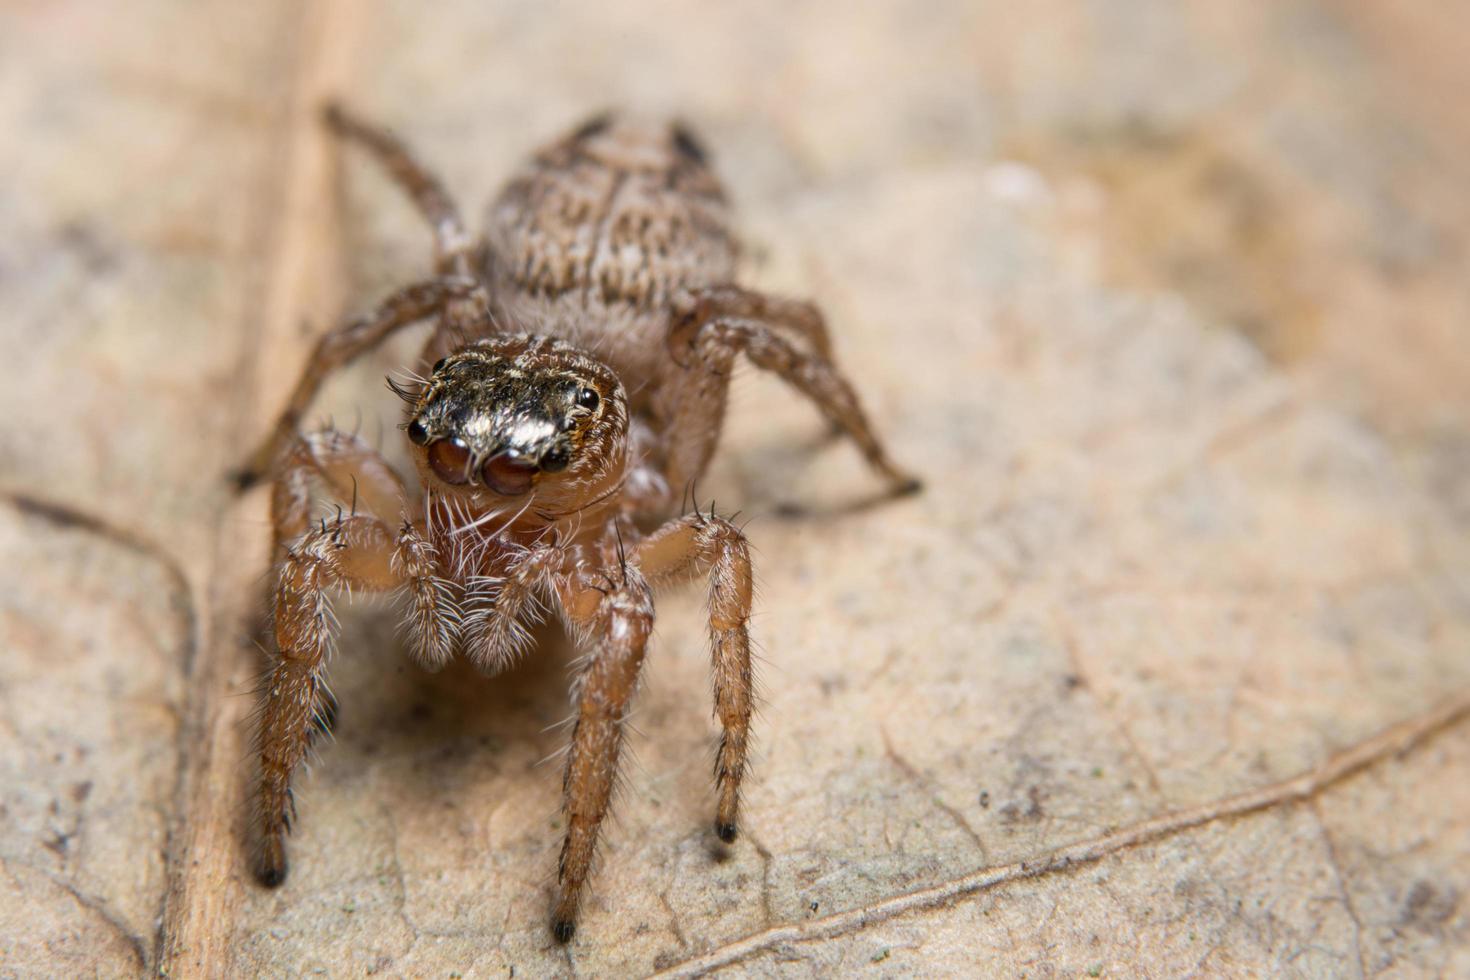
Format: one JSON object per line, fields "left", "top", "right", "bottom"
{"left": 255, "top": 430, "right": 458, "bottom": 888}
{"left": 656, "top": 298, "right": 922, "bottom": 500}
{"left": 680, "top": 283, "right": 835, "bottom": 359}
{"left": 238, "top": 277, "right": 485, "bottom": 487}
{"left": 638, "top": 511, "right": 755, "bottom": 843}
{"left": 324, "top": 102, "right": 483, "bottom": 279}
{"left": 548, "top": 559, "right": 655, "bottom": 942}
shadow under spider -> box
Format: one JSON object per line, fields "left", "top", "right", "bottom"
{"left": 342, "top": 613, "right": 575, "bottom": 789}
{"left": 242, "top": 605, "right": 579, "bottom": 831}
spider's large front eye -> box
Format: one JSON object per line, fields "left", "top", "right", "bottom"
{"left": 481, "top": 454, "right": 538, "bottom": 496}
{"left": 576, "top": 387, "right": 600, "bottom": 411}
{"left": 427, "top": 439, "right": 472, "bottom": 485}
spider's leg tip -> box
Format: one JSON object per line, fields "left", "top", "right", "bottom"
{"left": 255, "top": 859, "right": 289, "bottom": 888}
{"left": 551, "top": 918, "right": 577, "bottom": 944}
{"left": 716, "top": 821, "right": 739, "bottom": 844}
{"left": 229, "top": 466, "right": 263, "bottom": 493}
{"left": 892, "top": 475, "right": 923, "bottom": 497}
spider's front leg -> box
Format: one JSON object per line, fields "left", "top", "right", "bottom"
{"left": 549, "top": 561, "right": 655, "bottom": 942}
{"left": 656, "top": 287, "right": 921, "bottom": 502}
{"left": 638, "top": 512, "right": 754, "bottom": 842}
{"left": 254, "top": 429, "right": 455, "bottom": 887}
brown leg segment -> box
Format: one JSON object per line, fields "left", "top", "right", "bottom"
{"left": 549, "top": 565, "right": 655, "bottom": 943}
{"left": 324, "top": 103, "right": 481, "bottom": 278}
{"left": 658, "top": 306, "right": 921, "bottom": 499}
{"left": 237, "top": 277, "right": 484, "bottom": 488}
{"left": 681, "top": 284, "right": 834, "bottom": 358}
{"left": 270, "top": 429, "right": 409, "bottom": 549}
{"left": 638, "top": 512, "right": 755, "bottom": 842}
{"left": 256, "top": 512, "right": 400, "bottom": 887}
{"left": 255, "top": 432, "right": 458, "bottom": 886}
{"left": 271, "top": 428, "right": 458, "bottom": 667}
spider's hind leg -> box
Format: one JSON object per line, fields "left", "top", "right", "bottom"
{"left": 323, "top": 103, "right": 486, "bottom": 279}
{"left": 656, "top": 287, "right": 921, "bottom": 501}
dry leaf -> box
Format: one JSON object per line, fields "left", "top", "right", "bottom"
{"left": 2, "top": 2, "right": 1468, "bottom": 976}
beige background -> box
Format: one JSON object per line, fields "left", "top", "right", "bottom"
{"left": 2, "top": 2, "right": 1469, "bottom": 976}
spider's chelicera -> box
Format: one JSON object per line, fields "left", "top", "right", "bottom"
{"left": 238, "top": 104, "right": 918, "bottom": 943}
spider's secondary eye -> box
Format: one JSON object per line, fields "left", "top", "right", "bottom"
{"left": 427, "top": 439, "right": 472, "bottom": 485}
{"left": 576, "top": 387, "right": 600, "bottom": 410}
{"left": 406, "top": 418, "right": 429, "bottom": 445}
{"left": 432, "top": 356, "right": 449, "bottom": 374}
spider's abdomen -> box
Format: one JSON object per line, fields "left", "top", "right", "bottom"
{"left": 485, "top": 113, "right": 737, "bottom": 384}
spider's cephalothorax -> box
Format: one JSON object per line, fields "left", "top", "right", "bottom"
{"left": 239, "top": 104, "right": 918, "bottom": 943}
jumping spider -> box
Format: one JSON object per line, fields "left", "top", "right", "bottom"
{"left": 238, "top": 104, "right": 918, "bottom": 942}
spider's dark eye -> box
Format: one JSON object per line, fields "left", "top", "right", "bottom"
{"left": 432, "top": 356, "right": 449, "bottom": 374}
{"left": 576, "top": 387, "right": 600, "bottom": 411}
{"left": 481, "top": 453, "right": 538, "bottom": 496}
{"left": 427, "top": 439, "right": 472, "bottom": 485}
{"left": 406, "top": 418, "right": 429, "bottom": 445}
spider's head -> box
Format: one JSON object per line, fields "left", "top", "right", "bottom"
{"left": 401, "top": 336, "right": 627, "bottom": 504}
